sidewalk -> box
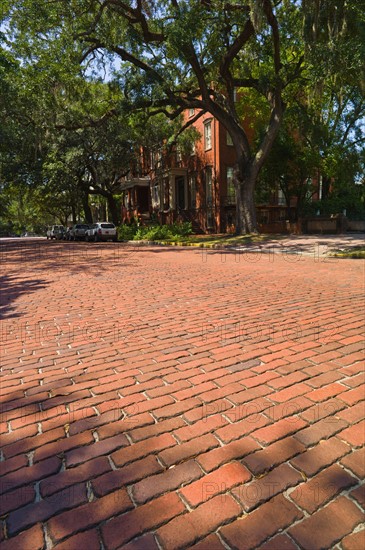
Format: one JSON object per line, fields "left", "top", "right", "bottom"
{"left": 138, "top": 232, "right": 365, "bottom": 259}
{"left": 0, "top": 240, "right": 364, "bottom": 549}
{"left": 233, "top": 233, "right": 365, "bottom": 255}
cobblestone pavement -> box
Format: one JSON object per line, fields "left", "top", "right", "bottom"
{"left": 0, "top": 240, "right": 364, "bottom": 550}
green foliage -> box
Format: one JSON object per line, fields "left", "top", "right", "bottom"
{"left": 117, "top": 222, "right": 192, "bottom": 242}
{"left": 309, "top": 183, "right": 365, "bottom": 220}
{"left": 117, "top": 223, "right": 138, "bottom": 241}
{"left": 2, "top": 1, "right": 365, "bottom": 234}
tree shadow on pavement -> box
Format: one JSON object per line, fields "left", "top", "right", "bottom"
{"left": 0, "top": 241, "right": 139, "bottom": 279}
{"left": 0, "top": 275, "right": 49, "bottom": 320}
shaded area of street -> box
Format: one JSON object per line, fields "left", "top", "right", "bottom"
{"left": 0, "top": 241, "right": 364, "bottom": 549}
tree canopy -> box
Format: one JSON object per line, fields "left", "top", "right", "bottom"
{"left": 1, "top": 1, "right": 364, "bottom": 233}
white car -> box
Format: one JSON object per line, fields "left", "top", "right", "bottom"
{"left": 69, "top": 223, "right": 89, "bottom": 241}
{"left": 46, "top": 225, "right": 65, "bottom": 239}
{"left": 85, "top": 222, "right": 118, "bottom": 242}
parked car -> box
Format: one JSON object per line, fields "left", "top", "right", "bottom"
{"left": 85, "top": 222, "right": 117, "bottom": 242}
{"left": 69, "top": 224, "right": 89, "bottom": 241}
{"left": 46, "top": 225, "right": 65, "bottom": 240}
{"left": 63, "top": 227, "right": 72, "bottom": 241}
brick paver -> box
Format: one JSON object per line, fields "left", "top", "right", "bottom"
{"left": 0, "top": 240, "right": 364, "bottom": 549}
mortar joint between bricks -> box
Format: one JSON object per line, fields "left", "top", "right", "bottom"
{"left": 92, "top": 430, "right": 99, "bottom": 442}
{"left": 86, "top": 480, "right": 95, "bottom": 502}
{"left": 216, "top": 529, "right": 235, "bottom": 550}
{"left": 224, "top": 395, "right": 238, "bottom": 408}
{"left": 344, "top": 487, "right": 365, "bottom": 514}
{"left": 266, "top": 531, "right": 301, "bottom": 550}
{"left": 126, "top": 485, "right": 138, "bottom": 508}
{"left": 150, "top": 412, "right": 159, "bottom": 423}
{"left": 92, "top": 405, "right": 100, "bottom": 416}
{"left": 352, "top": 524, "right": 365, "bottom": 536}
{"left": 43, "top": 522, "right": 54, "bottom": 549}
{"left": 149, "top": 532, "right": 163, "bottom": 550}
{"left": 125, "top": 432, "right": 133, "bottom": 445}
{"left": 221, "top": 412, "right": 234, "bottom": 425}
{"left": 283, "top": 488, "right": 311, "bottom": 518}
{"left": 177, "top": 489, "right": 194, "bottom": 512}
{"left": 58, "top": 454, "right": 66, "bottom": 474}
{"left": 107, "top": 455, "right": 117, "bottom": 471}
{"left": 34, "top": 481, "right": 41, "bottom": 503}
{"left": 27, "top": 450, "right": 35, "bottom": 467}
{"left": 2, "top": 518, "right": 8, "bottom": 540}
{"left": 156, "top": 454, "right": 168, "bottom": 469}
{"left": 339, "top": 463, "right": 362, "bottom": 483}
{"left": 213, "top": 432, "right": 226, "bottom": 447}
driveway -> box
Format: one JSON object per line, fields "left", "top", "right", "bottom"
{"left": 0, "top": 240, "right": 364, "bottom": 549}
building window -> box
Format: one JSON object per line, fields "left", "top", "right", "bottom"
{"left": 175, "top": 176, "right": 186, "bottom": 210}
{"left": 226, "top": 167, "right": 235, "bottom": 205}
{"left": 190, "top": 141, "right": 196, "bottom": 156}
{"left": 204, "top": 120, "right": 212, "bottom": 150}
{"left": 163, "top": 177, "right": 170, "bottom": 210}
{"left": 176, "top": 146, "right": 182, "bottom": 163}
{"left": 152, "top": 182, "right": 160, "bottom": 208}
{"left": 226, "top": 131, "right": 233, "bottom": 146}
{"left": 277, "top": 187, "right": 286, "bottom": 206}
{"left": 189, "top": 174, "right": 197, "bottom": 208}
{"left": 258, "top": 209, "right": 269, "bottom": 224}
{"left": 306, "top": 178, "right": 313, "bottom": 202}
{"left": 206, "top": 166, "right": 213, "bottom": 207}
{"left": 188, "top": 108, "right": 195, "bottom": 118}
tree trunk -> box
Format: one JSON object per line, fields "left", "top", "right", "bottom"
{"left": 235, "top": 162, "right": 258, "bottom": 235}
{"left": 322, "top": 175, "right": 331, "bottom": 200}
{"left": 82, "top": 190, "right": 93, "bottom": 223}
{"left": 107, "top": 194, "right": 121, "bottom": 226}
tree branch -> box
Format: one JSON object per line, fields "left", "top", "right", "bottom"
{"left": 54, "top": 108, "right": 118, "bottom": 131}
{"left": 219, "top": 18, "right": 255, "bottom": 89}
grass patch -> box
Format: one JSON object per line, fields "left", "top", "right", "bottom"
{"left": 118, "top": 222, "right": 285, "bottom": 247}
{"left": 330, "top": 247, "right": 365, "bottom": 259}
{"left": 143, "top": 233, "right": 285, "bottom": 247}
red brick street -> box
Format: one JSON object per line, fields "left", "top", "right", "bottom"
{"left": 0, "top": 240, "right": 364, "bottom": 549}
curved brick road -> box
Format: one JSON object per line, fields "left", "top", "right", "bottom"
{"left": 0, "top": 241, "right": 364, "bottom": 549}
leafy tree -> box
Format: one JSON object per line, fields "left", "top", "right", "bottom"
{"left": 3, "top": 1, "right": 364, "bottom": 233}
{"left": 300, "top": 0, "right": 365, "bottom": 199}
{"left": 256, "top": 0, "right": 365, "bottom": 221}
{"left": 2, "top": 0, "right": 306, "bottom": 233}
{"left": 257, "top": 125, "right": 317, "bottom": 219}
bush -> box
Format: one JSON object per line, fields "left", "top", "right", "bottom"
{"left": 170, "top": 221, "right": 193, "bottom": 237}
{"left": 118, "top": 221, "right": 193, "bottom": 242}
{"left": 136, "top": 225, "right": 171, "bottom": 240}
{"left": 117, "top": 224, "right": 138, "bottom": 241}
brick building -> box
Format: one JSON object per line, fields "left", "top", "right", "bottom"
{"left": 121, "top": 109, "right": 299, "bottom": 233}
